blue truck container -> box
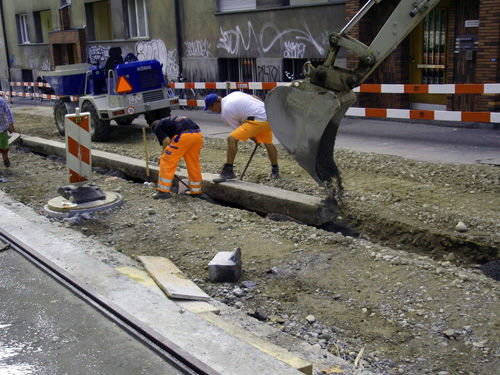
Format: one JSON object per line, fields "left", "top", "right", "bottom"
{"left": 114, "top": 60, "right": 165, "bottom": 94}
{"left": 42, "top": 64, "right": 90, "bottom": 96}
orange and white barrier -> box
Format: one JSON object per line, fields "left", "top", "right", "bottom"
{"left": 65, "top": 110, "right": 92, "bottom": 184}
{"left": 0, "top": 90, "right": 78, "bottom": 101}
{"left": 346, "top": 107, "right": 500, "bottom": 123}
{"left": 10, "top": 81, "right": 51, "bottom": 88}
{"left": 177, "top": 99, "right": 500, "bottom": 123}
{"left": 169, "top": 82, "right": 500, "bottom": 94}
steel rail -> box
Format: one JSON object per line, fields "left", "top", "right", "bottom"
{"left": 0, "top": 228, "right": 219, "bottom": 375}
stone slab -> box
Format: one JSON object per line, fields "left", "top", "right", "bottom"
{"left": 139, "top": 256, "right": 210, "bottom": 301}
{"left": 0, "top": 201, "right": 302, "bottom": 375}
{"left": 200, "top": 312, "right": 313, "bottom": 375}
{"left": 20, "top": 135, "right": 337, "bottom": 225}
{"left": 116, "top": 266, "right": 220, "bottom": 314}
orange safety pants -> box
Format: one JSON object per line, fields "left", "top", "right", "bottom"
{"left": 157, "top": 132, "right": 203, "bottom": 194}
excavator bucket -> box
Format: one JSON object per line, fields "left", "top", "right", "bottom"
{"left": 265, "top": 81, "right": 356, "bottom": 185}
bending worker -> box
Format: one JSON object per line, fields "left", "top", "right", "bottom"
{"left": 204, "top": 91, "right": 279, "bottom": 180}
{"left": 151, "top": 116, "right": 203, "bottom": 199}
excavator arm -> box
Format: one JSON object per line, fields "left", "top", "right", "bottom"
{"left": 265, "top": 0, "right": 440, "bottom": 186}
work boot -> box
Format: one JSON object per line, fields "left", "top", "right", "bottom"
{"left": 270, "top": 165, "right": 280, "bottom": 179}
{"left": 219, "top": 163, "right": 236, "bottom": 180}
{"left": 152, "top": 191, "right": 172, "bottom": 199}
{"left": 3, "top": 158, "right": 10, "bottom": 168}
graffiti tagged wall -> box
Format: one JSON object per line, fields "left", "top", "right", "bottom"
{"left": 136, "top": 39, "right": 179, "bottom": 80}
{"left": 216, "top": 22, "right": 325, "bottom": 58}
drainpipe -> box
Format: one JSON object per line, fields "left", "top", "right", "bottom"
{"left": 174, "top": 0, "right": 183, "bottom": 81}
{"left": 0, "top": 0, "right": 13, "bottom": 102}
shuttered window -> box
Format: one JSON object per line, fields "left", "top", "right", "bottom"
{"left": 218, "top": 0, "right": 256, "bottom": 12}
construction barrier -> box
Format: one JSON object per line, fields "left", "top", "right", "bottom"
{"left": 65, "top": 111, "right": 92, "bottom": 184}
{"left": 168, "top": 81, "right": 500, "bottom": 95}
{"left": 1, "top": 80, "right": 499, "bottom": 123}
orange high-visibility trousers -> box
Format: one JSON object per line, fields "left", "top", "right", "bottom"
{"left": 157, "top": 132, "right": 203, "bottom": 194}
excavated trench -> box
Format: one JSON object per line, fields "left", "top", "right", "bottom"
{"left": 24, "top": 143, "right": 498, "bottom": 271}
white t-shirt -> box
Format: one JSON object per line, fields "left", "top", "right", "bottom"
{"left": 221, "top": 91, "right": 267, "bottom": 129}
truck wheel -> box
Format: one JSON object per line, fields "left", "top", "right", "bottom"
{"left": 81, "top": 102, "right": 111, "bottom": 142}
{"left": 145, "top": 108, "right": 171, "bottom": 126}
{"left": 53, "top": 99, "right": 68, "bottom": 136}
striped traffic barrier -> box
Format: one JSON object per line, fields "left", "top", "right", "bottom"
{"left": 177, "top": 99, "right": 500, "bottom": 124}
{"left": 65, "top": 110, "right": 92, "bottom": 184}
{"left": 168, "top": 82, "right": 500, "bottom": 94}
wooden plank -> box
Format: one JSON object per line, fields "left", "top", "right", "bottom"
{"left": 116, "top": 266, "right": 219, "bottom": 313}
{"left": 199, "top": 312, "right": 313, "bottom": 375}
{"left": 138, "top": 256, "right": 210, "bottom": 301}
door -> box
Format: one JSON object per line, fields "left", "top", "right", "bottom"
{"left": 409, "top": 3, "right": 449, "bottom": 108}
{"left": 452, "top": 0, "right": 480, "bottom": 111}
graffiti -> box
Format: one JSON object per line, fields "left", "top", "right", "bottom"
{"left": 136, "top": 39, "right": 179, "bottom": 79}
{"left": 165, "top": 49, "right": 179, "bottom": 79}
{"left": 217, "top": 21, "right": 324, "bottom": 56}
{"left": 283, "top": 41, "right": 306, "bottom": 58}
{"left": 88, "top": 45, "right": 110, "bottom": 66}
{"left": 257, "top": 64, "right": 280, "bottom": 82}
{"left": 184, "top": 39, "right": 211, "bottom": 57}
{"left": 39, "top": 60, "right": 51, "bottom": 71}
{"left": 183, "top": 59, "right": 218, "bottom": 82}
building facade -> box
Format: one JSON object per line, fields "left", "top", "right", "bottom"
{"left": 346, "top": 0, "right": 500, "bottom": 112}
{"left": 0, "top": 0, "right": 498, "bottom": 111}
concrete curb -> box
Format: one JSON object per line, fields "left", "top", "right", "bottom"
{"left": 0, "top": 200, "right": 303, "bottom": 375}
{"left": 20, "top": 135, "right": 337, "bottom": 225}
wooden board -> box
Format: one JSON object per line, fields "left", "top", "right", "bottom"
{"left": 138, "top": 256, "right": 210, "bottom": 301}
{"left": 116, "top": 266, "right": 219, "bottom": 313}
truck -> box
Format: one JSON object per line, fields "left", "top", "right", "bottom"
{"left": 43, "top": 59, "right": 178, "bottom": 141}
{"left": 265, "top": 0, "right": 440, "bottom": 188}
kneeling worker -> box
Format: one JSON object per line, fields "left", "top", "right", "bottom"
{"left": 204, "top": 91, "right": 279, "bottom": 180}
{"left": 151, "top": 116, "right": 203, "bottom": 199}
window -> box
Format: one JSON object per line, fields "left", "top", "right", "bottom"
{"left": 85, "top": 1, "right": 112, "bottom": 41}
{"left": 124, "top": 0, "right": 149, "bottom": 38}
{"left": 218, "top": 0, "right": 256, "bottom": 12}
{"left": 217, "top": 0, "right": 335, "bottom": 11}
{"left": 34, "top": 10, "right": 53, "bottom": 43}
{"left": 218, "top": 58, "right": 256, "bottom": 81}
{"left": 16, "top": 14, "right": 30, "bottom": 44}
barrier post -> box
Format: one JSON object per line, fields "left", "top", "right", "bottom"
{"left": 56, "top": 108, "right": 106, "bottom": 204}
{"left": 64, "top": 108, "right": 92, "bottom": 184}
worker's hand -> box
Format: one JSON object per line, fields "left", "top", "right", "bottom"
{"left": 162, "top": 137, "right": 171, "bottom": 148}
{"left": 8, "top": 124, "right": 15, "bottom": 133}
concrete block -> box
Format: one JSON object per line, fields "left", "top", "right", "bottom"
{"left": 8, "top": 133, "right": 21, "bottom": 146}
{"left": 208, "top": 248, "right": 242, "bottom": 282}
{"left": 20, "top": 135, "right": 338, "bottom": 225}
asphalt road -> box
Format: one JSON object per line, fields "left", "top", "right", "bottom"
{"left": 0, "top": 247, "right": 184, "bottom": 375}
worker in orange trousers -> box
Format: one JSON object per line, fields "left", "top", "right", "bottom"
{"left": 151, "top": 116, "right": 203, "bottom": 199}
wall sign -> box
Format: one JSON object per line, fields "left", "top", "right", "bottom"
{"left": 465, "top": 20, "right": 480, "bottom": 28}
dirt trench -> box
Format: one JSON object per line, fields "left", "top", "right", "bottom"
{"left": 3, "top": 109, "right": 499, "bottom": 374}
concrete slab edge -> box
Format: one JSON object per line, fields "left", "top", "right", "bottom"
{"left": 0, "top": 201, "right": 302, "bottom": 375}
{"left": 20, "top": 135, "right": 337, "bottom": 225}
